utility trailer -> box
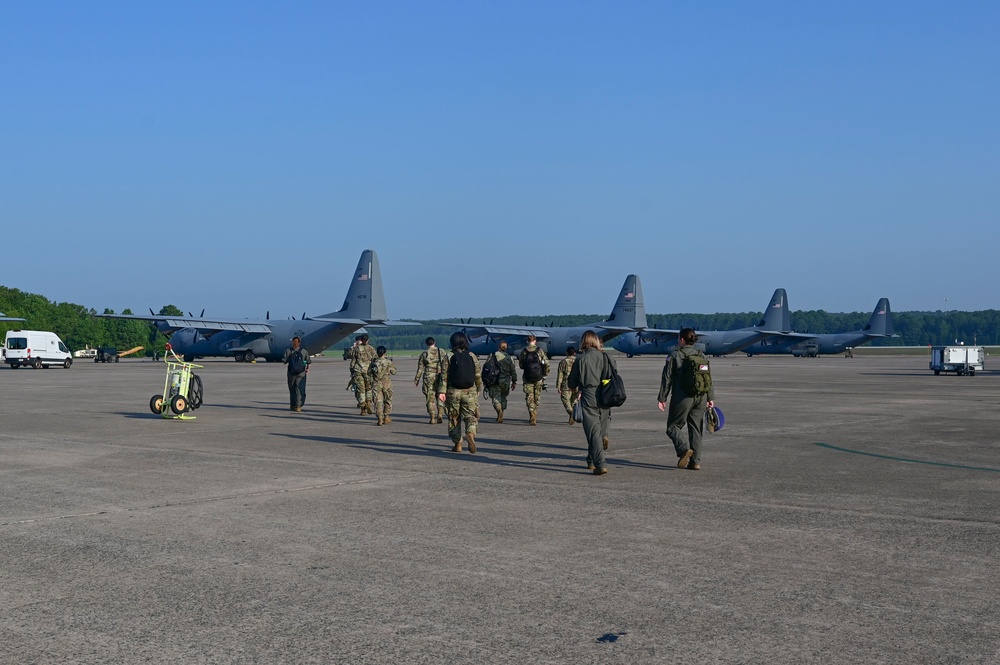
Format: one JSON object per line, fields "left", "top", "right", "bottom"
{"left": 929, "top": 346, "right": 984, "bottom": 376}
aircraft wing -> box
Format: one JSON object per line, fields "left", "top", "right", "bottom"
{"left": 307, "top": 317, "right": 419, "bottom": 327}
{"left": 442, "top": 323, "right": 552, "bottom": 342}
{"left": 97, "top": 313, "right": 272, "bottom": 337}
{"left": 764, "top": 331, "right": 819, "bottom": 341}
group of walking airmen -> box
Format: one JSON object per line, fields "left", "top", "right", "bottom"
{"left": 283, "top": 327, "right": 716, "bottom": 476}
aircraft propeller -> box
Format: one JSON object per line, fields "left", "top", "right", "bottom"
{"left": 266, "top": 311, "right": 270, "bottom": 320}
{"left": 149, "top": 308, "right": 155, "bottom": 316}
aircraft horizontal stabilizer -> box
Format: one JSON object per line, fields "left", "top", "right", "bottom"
{"left": 595, "top": 325, "right": 639, "bottom": 334}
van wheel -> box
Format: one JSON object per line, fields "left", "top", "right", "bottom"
{"left": 114, "top": 356, "right": 118, "bottom": 363}
{"left": 64, "top": 359, "right": 72, "bottom": 369}
{"left": 33, "top": 359, "right": 43, "bottom": 369}
{"left": 150, "top": 394, "right": 164, "bottom": 414}
{"left": 244, "top": 351, "right": 255, "bottom": 363}
{"left": 170, "top": 394, "right": 188, "bottom": 414}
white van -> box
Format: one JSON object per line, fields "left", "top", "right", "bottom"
{"left": 5, "top": 330, "right": 73, "bottom": 369}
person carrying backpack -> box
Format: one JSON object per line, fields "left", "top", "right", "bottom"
{"left": 484, "top": 340, "right": 518, "bottom": 423}
{"left": 437, "top": 331, "right": 483, "bottom": 453}
{"left": 556, "top": 346, "right": 580, "bottom": 425}
{"left": 414, "top": 337, "right": 448, "bottom": 424}
{"left": 368, "top": 345, "right": 397, "bottom": 426}
{"left": 518, "top": 334, "right": 550, "bottom": 425}
{"left": 282, "top": 336, "right": 311, "bottom": 412}
{"left": 567, "top": 331, "right": 614, "bottom": 475}
{"left": 349, "top": 333, "right": 378, "bottom": 416}
{"left": 657, "top": 328, "right": 716, "bottom": 471}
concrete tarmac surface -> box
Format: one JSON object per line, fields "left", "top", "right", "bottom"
{"left": 1, "top": 354, "right": 998, "bottom": 664}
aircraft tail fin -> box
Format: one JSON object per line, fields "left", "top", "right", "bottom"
{"left": 756, "top": 288, "right": 790, "bottom": 332}
{"left": 863, "top": 297, "right": 893, "bottom": 336}
{"left": 605, "top": 274, "right": 646, "bottom": 329}
{"left": 318, "top": 249, "right": 388, "bottom": 321}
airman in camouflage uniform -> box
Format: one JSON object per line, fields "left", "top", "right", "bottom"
{"left": 556, "top": 346, "right": 580, "bottom": 425}
{"left": 438, "top": 332, "right": 482, "bottom": 453}
{"left": 518, "top": 334, "right": 550, "bottom": 426}
{"left": 368, "top": 345, "right": 397, "bottom": 426}
{"left": 349, "top": 333, "right": 378, "bottom": 414}
{"left": 414, "top": 337, "right": 447, "bottom": 424}
{"left": 486, "top": 340, "right": 518, "bottom": 423}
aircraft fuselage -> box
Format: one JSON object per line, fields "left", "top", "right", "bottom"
{"left": 613, "top": 329, "right": 773, "bottom": 357}
{"left": 167, "top": 320, "right": 365, "bottom": 361}
{"left": 743, "top": 332, "right": 875, "bottom": 357}
{"left": 467, "top": 325, "right": 625, "bottom": 357}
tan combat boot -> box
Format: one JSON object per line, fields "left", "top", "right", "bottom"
{"left": 529, "top": 413, "right": 537, "bottom": 426}
{"left": 384, "top": 416, "right": 392, "bottom": 424}
{"left": 465, "top": 432, "right": 476, "bottom": 454}
{"left": 495, "top": 405, "right": 503, "bottom": 423}
{"left": 451, "top": 441, "right": 462, "bottom": 453}
{"left": 568, "top": 414, "right": 575, "bottom": 425}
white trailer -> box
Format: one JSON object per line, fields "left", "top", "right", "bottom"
{"left": 929, "top": 346, "right": 984, "bottom": 376}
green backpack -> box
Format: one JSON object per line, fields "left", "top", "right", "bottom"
{"left": 681, "top": 350, "right": 713, "bottom": 396}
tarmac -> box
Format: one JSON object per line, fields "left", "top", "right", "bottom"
{"left": 1, "top": 354, "right": 998, "bottom": 664}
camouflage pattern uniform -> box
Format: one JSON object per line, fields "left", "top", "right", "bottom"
{"left": 485, "top": 349, "right": 518, "bottom": 422}
{"left": 368, "top": 355, "right": 397, "bottom": 425}
{"left": 556, "top": 355, "right": 579, "bottom": 422}
{"left": 349, "top": 341, "right": 378, "bottom": 413}
{"left": 439, "top": 351, "right": 482, "bottom": 452}
{"left": 518, "top": 343, "right": 550, "bottom": 425}
{"left": 414, "top": 345, "right": 448, "bottom": 423}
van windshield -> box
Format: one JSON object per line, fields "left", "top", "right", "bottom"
{"left": 7, "top": 337, "right": 27, "bottom": 350}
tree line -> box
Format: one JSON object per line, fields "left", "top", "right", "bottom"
{"left": 2, "top": 285, "right": 997, "bottom": 354}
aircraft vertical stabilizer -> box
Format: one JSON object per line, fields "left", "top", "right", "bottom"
{"left": 757, "top": 288, "right": 791, "bottom": 332}
{"left": 318, "top": 249, "right": 388, "bottom": 321}
{"left": 606, "top": 274, "right": 646, "bottom": 329}
{"left": 864, "top": 298, "right": 893, "bottom": 336}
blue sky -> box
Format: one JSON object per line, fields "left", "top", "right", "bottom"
{"left": 2, "top": 2, "right": 997, "bottom": 319}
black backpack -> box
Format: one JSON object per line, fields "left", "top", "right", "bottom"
{"left": 449, "top": 351, "right": 476, "bottom": 389}
{"left": 522, "top": 349, "right": 543, "bottom": 383}
{"left": 596, "top": 352, "right": 626, "bottom": 408}
{"left": 288, "top": 350, "right": 306, "bottom": 375}
{"left": 482, "top": 354, "right": 502, "bottom": 388}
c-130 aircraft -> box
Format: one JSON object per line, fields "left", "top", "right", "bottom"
{"left": 99, "top": 249, "right": 413, "bottom": 362}
{"left": 446, "top": 274, "right": 647, "bottom": 357}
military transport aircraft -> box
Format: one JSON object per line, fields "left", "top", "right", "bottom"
{"left": 611, "top": 288, "right": 792, "bottom": 357}
{"left": 99, "top": 249, "right": 412, "bottom": 362}
{"left": 449, "top": 274, "right": 648, "bottom": 357}
{"left": 741, "top": 297, "right": 896, "bottom": 357}
{"left": 0, "top": 313, "right": 26, "bottom": 322}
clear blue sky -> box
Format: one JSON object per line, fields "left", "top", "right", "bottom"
{"left": 2, "top": 2, "right": 997, "bottom": 320}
